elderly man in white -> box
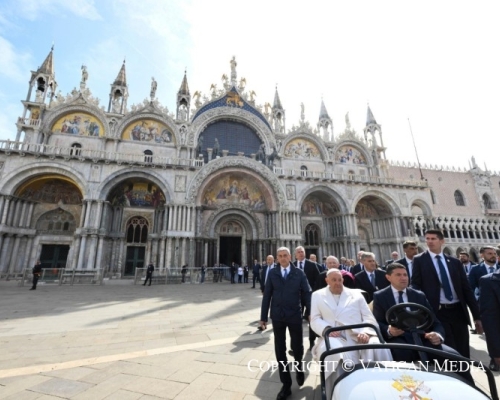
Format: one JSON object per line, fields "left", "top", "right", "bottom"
{"left": 311, "top": 268, "right": 392, "bottom": 365}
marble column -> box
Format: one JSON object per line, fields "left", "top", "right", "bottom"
{"left": 1, "top": 197, "right": 11, "bottom": 225}
{"left": 77, "top": 235, "right": 88, "bottom": 270}
{"left": 95, "top": 236, "right": 105, "bottom": 270}
{"left": 158, "top": 237, "right": 166, "bottom": 271}
{"left": 84, "top": 200, "right": 93, "bottom": 227}
{"left": 69, "top": 236, "right": 81, "bottom": 270}
{"left": 8, "top": 236, "right": 21, "bottom": 274}
{"left": 0, "top": 234, "right": 13, "bottom": 272}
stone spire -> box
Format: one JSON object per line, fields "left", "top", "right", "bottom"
{"left": 108, "top": 60, "right": 128, "bottom": 114}
{"left": 178, "top": 70, "right": 190, "bottom": 96}
{"left": 37, "top": 45, "right": 55, "bottom": 76}
{"left": 272, "top": 85, "right": 285, "bottom": 134}
{"left": 28, "top": 45, "right": 57, "bottom": 104}
{"left": 319, "top": 99, "right": 330, "bottom": 119}
{"left": 366, "top": 105, "right": 377, "bottom": 125}
{"left": 113, "top": 60, "right": 127, "bottom": 86}
{"left": 273, "top": 86, "right": 283, "bottom": 109}
{"left": 318, "top": 99, "right": 333, "bottom": 141}
{"left": 364, "top": 104, "right": 385, "bottom": 160}
{"left": 177, "top": 70, "right": 191, "bottom": 121}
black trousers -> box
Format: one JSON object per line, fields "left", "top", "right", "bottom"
{"left": 31, "top": 275, "right": 39, "bottom": 289}
{"left": 144, "top": 274, "right": 152, "bottom": 285}
{"left": 252, "top": 273, "right": 260, "bottom": 287}
{"left": 273, "top": 319, "right": 304, "bottom": 388}
{"left": 437, "top": 305, "right": 470, "bottom": 358}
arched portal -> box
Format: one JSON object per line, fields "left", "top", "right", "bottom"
{"left": 15, "top": 175, "right": 83, "bottom": 271}
{"left": 354, "top": 194, "right": 397, "bottom": 263}
{"left": 299, "top": 189, "right": 344, "bottom": 259}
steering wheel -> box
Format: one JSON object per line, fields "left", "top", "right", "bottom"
{"left": 386, "top": 303, "right": 434, "bottom": 332}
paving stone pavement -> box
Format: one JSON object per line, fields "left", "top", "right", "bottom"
{"left": 0, "top": 279, "right": 498, "bottom": 399}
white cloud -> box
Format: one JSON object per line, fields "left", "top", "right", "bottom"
{"left": 0, "top": 36, "right": 30, "bottom": 81}
{"left": 15, "top": 0, "right": 102, "bottom": 20}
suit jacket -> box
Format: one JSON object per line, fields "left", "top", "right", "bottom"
{"left": 479, "top": 271, "right": 500, "bottom": 357}
{"left": 252, "top": 263, "right": 261, "bottom": 274}
{"left": 373, "top": 286, "right": 445, "bottom": 342}
{"left": 311, "top": 286, "right": 378, "bottom": 343}
{"left": 260, "top": 265, "right": 311, "bottom": 324}
{"left": 260, "top": 264, "right": 275, "bottom": 292}
{"left": 351, "top": 263, "right": 363, "bottom": 275}
{"left": 294, "top": 259, "right": 321, "bottom": 289}
{"left": 463, "top": 262, "right": 477, "bottom": 276}
{"left": 469, "top": 262, "right": 497, "bottom": 298}
{"left": 411, "top": 251, "right": 479, "bottom": 325}
{"left": 354, "top": 269, "right": 390, "bottom": 303}
{"left": 146, "top": 264, "right": 154, "bottom": 275}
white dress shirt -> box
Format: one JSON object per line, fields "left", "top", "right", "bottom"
{"left": 428, "top": 250, "right": 459, "bottom": 304}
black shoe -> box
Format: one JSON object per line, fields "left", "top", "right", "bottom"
{"left": 148, "top": 284, "right": 151, "bottom": 286}
{"left": 296, "top": 371, "right": 305, "bottom": 386}
{"left": 309, "top": 341, "right": 315, "bottom": 350}
{"left": 276, "top": 386, "right": 292, "bottom": 400}
{"left": 29, "top": 288, "right": 35, "bottom": 290}
{"left": 489, "top": 359, "right": 499, "bottom": 372}
{"left": 288, "top": 349, "right": 294, "bottom": 357}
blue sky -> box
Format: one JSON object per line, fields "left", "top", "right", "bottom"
{"left": 1, "top": 0, "right": 500, "bottom": 172}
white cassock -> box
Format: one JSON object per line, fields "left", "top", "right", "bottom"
{"left": 311, "top": 286, "right": 392, "bottom": 364}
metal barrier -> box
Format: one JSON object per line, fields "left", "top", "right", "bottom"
{"left": 58, "top": 269, "right": 103, "bottom": 285}
{"left": 130, "top": 267, "right": 231, "bottom": 284}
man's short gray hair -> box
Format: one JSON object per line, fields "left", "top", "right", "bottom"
{"left": 295, "top": 246, "right": 305, "bottom": 253}
{"left": 277, "top": 247, "right": 291, "bottom": 255}
{"left": 360, "top": 251, "right": 375, "bottom": 261}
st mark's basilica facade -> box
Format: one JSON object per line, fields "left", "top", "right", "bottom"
{"left": 0, "top": 48, "right": 499, "bottom": 278}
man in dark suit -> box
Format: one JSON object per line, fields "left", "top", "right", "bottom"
{"left": 321, "top": 256, "right": 327, "bottom": 272}
{"left": 384, "top": 251, "right": 400, "bottom": 268}
{"left": 143, "top": 263, "right": 154, "bottom": 286}
{"left": 354, "top": 252, "right": 390, "bottom": 303}
{"left": 468, "top": 246, "right": 499, "bottom": 369}
{"left": 480, "top": 267, "right": 500, "bottom": 373}
{"left": 394, "top": 240, "right": 418, "bottom": 280}
{"left": 459, "top": 251, "right": 477, "bottom": 276}
{"left": 469, "top": 246, "right": 498, "bottom": 300}
{"left": 411, "top": 229, "right": 483, "bottom": 358}
{"left": 260, "top": 255, "right": 275, "bottom": 293}
{"left": 30, "top": 260, "right": 42, "bottom": 290}
{"left": 350, "top": 251, "right": 365, "bottom": 275}
{"left": 373, "top": 263, "right": 447, "bottom": 362}
{"left": 252, "top": 259, "right": 261, "bottom": 288}
{"left": 294, "top": 246, "right": 321, "bottom": 349}
{"left": 260, "top": 247, "right": 311, "bottom": 400}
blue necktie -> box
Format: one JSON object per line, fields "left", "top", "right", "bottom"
{"left": 436, "top": 255, "right": 453, "bottom": 301}
{"left": 489, "top": 266, "right": 495, "bottom": 274}
{"left": 283, "top": 269, "right": 288, "bottom": 279}
{"left": 398, "top": 291, "right": 404, "bottom": 304}
{"left": 369, "top": 273, "right": 375, "bottom": 287}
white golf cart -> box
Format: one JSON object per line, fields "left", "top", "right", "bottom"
{"left": 319, "top": 303, "right": 499, "bottom": 400}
